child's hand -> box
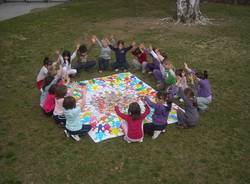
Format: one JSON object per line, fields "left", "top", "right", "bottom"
{"left": 149, "top": 44, "right": 153, "bottom": 51}
{"left": 76, "top": 43, "right": 81, "bottom": 49}
{"left": 131, "top": 41, "right": 136, "bottom": 47}
{"left": 91, "top": 36, "right": 96, "bottom": 44}
{"left": 139, "top": 43, "right": 145, "bottom": 50}
{"left": 184, "top": 62, "right": 188, "bottom": 69}
{"left": 55, "top": 50, "right": 60, "bottom": 55}
{"left": 110, "top": 34, "right": 114, "bottom": 40}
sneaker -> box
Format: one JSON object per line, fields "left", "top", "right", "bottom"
{"left": 148, "top": 71, "right": 153, "bottom": 74}
{"left": 64, "top": 130, "right": 70, "bottom": 138}
{"left": 152, "top": 131, "right": 161, "bottom": 139}
{"left": 179, "top": 98, "right": 184, "bottom": 102}
{"left": 115, "top": 69, "right": 119, "bottom": 72}
{"left": 71, "top": 134, "right": 80, "bottom": 141}
{"left": 161, "top": 129, "right": 166, "bottom": 133}
{"left": 99, "top": 70, "right": 103, "bottom": 73}
{"left": 123, "top": 136, "right": 131, "bottom": 143}
{"left": 139, "top": 139, "right": 143, "bottom": 143}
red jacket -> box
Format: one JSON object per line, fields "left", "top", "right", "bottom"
{"left": 115, "top": 104, "right": 150, "bottom": 139}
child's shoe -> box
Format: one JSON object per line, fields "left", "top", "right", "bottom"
{"left": 123, "top": 136, "right": 131, "bottom": 143}
{"left": 115, "top": 69, "right": 119, "bottom": 72}
{"left": 71, "top": 134, "right": 81, "bottom": 141}
{"left": 152, "top": 131, "right": 161, "bottom": 139}
{"left": 148, "top": 71, "right": 153, "bottom": 74}
{"left": 161, "top": 129, "right": 166, "bottom": 133}
{"left": 99, "top": 70, "right": 103, "bottom": 73}
{"left": 64, "top": 130, "right": 70, "bottom": 138}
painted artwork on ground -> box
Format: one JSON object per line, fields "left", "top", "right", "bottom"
{"left": 67, "top": 72, "right": 179, "bottom": 143}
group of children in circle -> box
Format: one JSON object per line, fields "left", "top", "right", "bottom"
{"left": 36, "top": 34, "right": 212, "bottom": 142}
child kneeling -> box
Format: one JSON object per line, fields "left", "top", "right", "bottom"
{"left": 63, "top": 96, "right": 91, "bottom": 141}
{"left": 115, "top": 101, "right": 150, "bottom": 143}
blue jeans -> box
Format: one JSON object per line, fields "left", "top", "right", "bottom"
{"left": 111, "top": 61, "right": 129, "bottom": 70}
{"left": 98, "top": 58, "right": 109, "bottom": 71}
{"left": 65, "top": 125, "right": 92, "bottom": 136}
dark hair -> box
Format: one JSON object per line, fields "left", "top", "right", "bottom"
{"left": 117, "top": 40, "right": 124, "bottom": 46}
{"left": 43, "top": 57, "right": 52, "bottom": 66}
{"left": 128, "top": 102, "right": 141, "bottom": 120}
{"left": 48, "top": 84, "right": 57, "bottom": 95}
{"left": 62, "top": 50, "right": 71, "bottom": 64}
{"left": 196, "top": 70, "right": 208, "bottom": 80}
{"left": 134, "top": 47, "right": 142, "bottom": 56}
{"left": 156, "top": 91, "right": 166, "bottom": 101}
{"left": 55, "top": 85, "right": 67, "bottom": 98}
{"left": 63, "top": 96, "right": 76, "bottom": 110}
{"left": 42, "top": 75, "right": 54, "bottom": 90}
{"left": 165, "top": 92, "right": 173, "bottom": 104}
{"left": 175, "top": 69, "right": 184, "bottom": 77}
{"left": 184, "top": 88, "right": 197, "bottom": 107}
{"left": 78, "top": 44, "right": 87, "bottom": 54}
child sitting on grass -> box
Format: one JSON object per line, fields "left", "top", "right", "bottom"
{"left": 115, "top": 100, "right": 150, "bottom": 143}
{"left": 63, "top": 88, "right": 91, "bottom": 141}
{"left": 175, "top": 86, "right": 199, "bottom": 128}
{"left": 56, "top": 44, "right": 80, "bottom": 76}
{"left": 184, "top": 63, "right": 212, "bottom": 112}
{"left": 131, "top": 43, "right": 148, "bottom": 73}
{"left": 108, "top": 38, "right": 135, "bottom": 72}
{"left": 143, "top": 91, "right": 172, "bottom": 139}
{"left": 36, "top": 57, "right": 52, "bottom": 91}
{"left": 42, "top": 84, "right": 56, "bottom": 116}
{"left": 53, "top": 85, "right": 68, "bottom": 126}
{"left": 92, "top": 35, "right": 114, "bottom": 73}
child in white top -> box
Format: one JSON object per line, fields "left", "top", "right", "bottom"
{"left": 36, "top": 57, "right": 52, "bottom": 91}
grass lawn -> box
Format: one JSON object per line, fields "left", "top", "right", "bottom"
{"left": 0, "top": 0, "right": 250, "bottom": 183}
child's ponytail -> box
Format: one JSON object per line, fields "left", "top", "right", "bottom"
{"left": 203, "top": 70, "right": 208, "bottom": 79}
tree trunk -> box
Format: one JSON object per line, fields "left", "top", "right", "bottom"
{"left": 176, "top": 0, "right": 208, "bottom": 24}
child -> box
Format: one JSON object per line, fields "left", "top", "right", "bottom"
{"left": 42, "top": 84, "right": 56, "bottom": 116}
{"left": 184, "top": 63, "right": 212, "bottom": 112}
{"left": 115, "top": 101, "right": 150, "bottom": 143}
{"left": 175, "top": 69, "right": 188, "bottom": 90}
{"left": 40, "top": 74, "right": 61, "bottom": 108}
{"left": 74, "top": 43, "right": 97, "bottom": 72}
{"left": 57, "top": 44, "right": 79, "bottom": 76}
{"left": 53, "top": 85, "right": 68, "bottom": 126}
{"left": 93, "top": 35, "right": 112, "bottom": 73}
{"left": 63, "top": 91, "right": 91, "bottom": 141}
{"left": 194, "top": 70, "right": 212, "bottom": 112}
{"left": 143, "top": 91, "right": 172, "bottom": 139}
{"left": 131, "top": 43, "right": 148, "bottom": 73}
{"left": 36, "top": 57, "right": 52, "bottom": 91}
{"left": 109, "top": 39, "right": 135, "bottom": 72}
{"left": 175, "top": 87, "right": 199, "bottom": 128}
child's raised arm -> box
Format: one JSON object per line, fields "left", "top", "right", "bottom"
{"left": 114, "top": 106, "right": 129, "bottom": 120}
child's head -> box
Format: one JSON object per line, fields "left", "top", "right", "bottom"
{"left": 165, "top": 92, "right": 173, "bottom": 104}
{"left": 78, "top": 44, "right": 88, "bottom": 59}
{"left": 128, "top": 102, "right": 141, "bottom": 120}
{"left": 164, "top": 62, "right": 173, "bottom": 69}
{"left": 63, "top": 96, "right": 76, "bottom": 110}
{"left": 62, "top": 50, "right": 71, "bottom": 63}
{"left": 184, "top": 88, "right": 197, "bottom": 107}
{"left": 42, "top": 75, "right": 54, "bottom": 90}
{"left": 117, "top": 40, "right": 124, "bottom": 49}
{"left": 102, "top": 39, "right": 109, "bottom": 48}
{"left": 196, "top": 70, "right": 208, "bottom": 80}
{"left": 43, "top": 57, "right": 52, "bottom": 68}
{"left": 134, "top": 47, "right": 142, "bottom": 56}
{"left": 48, "top": 84, "right": 57, "bottom": 95}
{"left": 55, "top": 85, "right": 67, "bottom": 99}
{"left": 175, "top": 69, "right": 185, "bottom": 77}
{"left": 155, "top": 91, "right": 166, "bottom": 104}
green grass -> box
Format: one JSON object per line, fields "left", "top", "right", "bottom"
{"left": 0, "top": 0, "right": 250, "bottom": 183}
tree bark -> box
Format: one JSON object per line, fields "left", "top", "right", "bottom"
{"left": 176, "top": 0, "right": 208, "bottom": 24}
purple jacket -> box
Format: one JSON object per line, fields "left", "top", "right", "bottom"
{"left": 197, "top": 79, "right": 212, "bottom": 98}
{"left": 145, "top": 97, "right": 172, "bottom": 125}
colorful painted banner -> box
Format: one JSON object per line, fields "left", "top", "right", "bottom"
{"left": 67, "top": 72, "right": 179, "bottom": 143}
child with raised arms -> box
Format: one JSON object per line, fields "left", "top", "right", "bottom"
{"left": 143, "top": 91, "right": 172, "bottom": 139}
{"left": 115, "top": 100, "right": 150, "bottom": 143}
